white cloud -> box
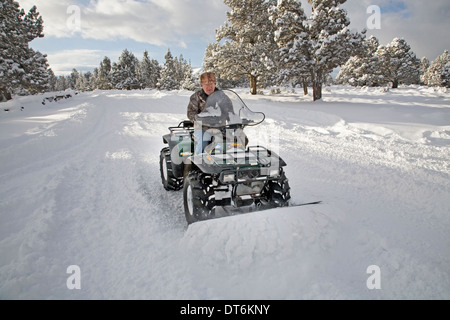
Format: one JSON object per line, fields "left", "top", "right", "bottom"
{"left": 19, "top": 0, "right": 228, "bottom": 47}
{"left": 343, "top": 0, "right": 450, "bottom": 60}
{"left": 46, "top": 49, "right": 121, "bottom": 75}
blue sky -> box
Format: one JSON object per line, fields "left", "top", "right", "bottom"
{"left": 21, "top": 0, "right": 450, "bottom": 76}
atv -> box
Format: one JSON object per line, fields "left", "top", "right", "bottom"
{"left": 160, "top": 90, "right": 291, "bottom": 224}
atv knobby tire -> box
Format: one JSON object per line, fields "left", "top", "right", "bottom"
{"left": 261, "top": 169, "right": 291, "bottom": 208}
{"left": 183, "top": 171, "right": 215, "bottom": 224}
{"left": 160, "top": 147, "right": 183, "bottom": 191}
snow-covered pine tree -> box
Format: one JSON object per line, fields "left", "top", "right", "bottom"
{"left": 269, "top": 0, "right": 310, "bottom": 94}
{"left": 75, "top": 71, "right": 86, "bottom": 91}
{"left": 55, "top": 75, "right": 67, "bottom": 92}
{"left": 376, "top": 38, "right": 420, "bottom": 88}
{"left": 75, "top": 71, "right": 94, "bottom": 92}
{"left": 181, "top": 63, "right": 197, "bottom": 91}
{"left": 337, "top": 36, "right": 383, "bottom": 87}
{"left": 202, "top": 43, "right": 216, "bottom": 73}
{"left": 47, "top": 68, "right": 57, "bottom": 92}
{"left": 67, "top": 69, "right": 79, "bottom": 90}
{"left": 20, "top": 49, "right": 51, "bottom": 95}
{"left": 158, "top": 49, "right": 179, "bottom": 90}
{"left": 137, "top": 50, "right": 160, "bottom": 89}
{"left": 174, "top": 55, "right": 189, "bottom": 86}
{"left": 419, "top": 57, "right": 430, "bottom": 85}
{"left": 0, "top": 0, "right": 47, "bottom": 101}
{"left": 306, "top": 0, "right": 365, "bottom": 100}
{"left": 111, "top": 49, "right": 140, "bottom": 90}
{"left": 424, "top": 50, "right": 449, "bottom": 87}
{"left": 442, "top": 62, "right": 450, "bottom": 88}
{"left": 96, "top": 56, "right": 112, "bottom": 90}
{"left": 210, "top": 0, "right": 279, "bottom": 95}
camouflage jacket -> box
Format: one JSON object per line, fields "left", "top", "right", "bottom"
{"left": 187, "top": 88, "right": 218, "bottom": 122}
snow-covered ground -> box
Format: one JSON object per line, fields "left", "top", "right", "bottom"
{"left": 0, "top": 85, "right": 449, "bottom": 300}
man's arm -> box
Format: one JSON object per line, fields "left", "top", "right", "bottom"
{"left": 187, "top": 94, "right": 199, "bottom": 122}
{"left": 187, "top": 91, "right": 206, "bottom": 122}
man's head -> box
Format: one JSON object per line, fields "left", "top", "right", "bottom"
{"left": 200, "top": 72, "right": 216, "bottom": 96}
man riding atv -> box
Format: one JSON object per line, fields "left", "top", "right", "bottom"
{"left": 160, "top": 75, "right": 291, "bottom": 224}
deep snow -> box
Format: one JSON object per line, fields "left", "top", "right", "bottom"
{"left": 0, "top": 85, "right": 449, "bottom": 300}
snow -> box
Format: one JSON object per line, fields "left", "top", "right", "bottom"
{"left": 0, "top": 85, "right": 449, "bottom": 300}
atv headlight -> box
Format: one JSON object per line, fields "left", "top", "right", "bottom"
{"left": 269, "top": 168, "right": 280, "bottom": 178}
{"left": 222, "top": 173, "right": 236, "bottom": 183}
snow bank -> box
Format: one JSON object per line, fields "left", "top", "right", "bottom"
{"left": 0, "top": 86, "right": 449, "bottom": 300}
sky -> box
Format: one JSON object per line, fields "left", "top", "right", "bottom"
{"left": 19, "top": 0, "right": 450, "bottom": 76}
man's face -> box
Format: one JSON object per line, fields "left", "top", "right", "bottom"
{"left": 202, "top": 78, "right": 216, "bottom": 95}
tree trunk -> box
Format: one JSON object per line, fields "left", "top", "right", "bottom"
{"left": 0, "top": 87, "right": 12, "bottom": 102}
{"left": 303, "top": 81, "right": 308, "bottom": 96}
{"left": 250, "top": 75, "right": 257, "bottom": 95}
{"left": 312, "top": 81, "right": 322, "bottom": 101}
{"left": 392, "top": 79, "right": 399, "bottom": 89}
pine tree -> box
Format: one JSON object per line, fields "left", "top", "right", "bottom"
{"left": 111, "top": 49, "right": 140, "bottom": 90}
{"left": 208, "top": 0, "right": 279, "bottom": 95}
{"left": 181, "top": 63, "right": 197, "bottom": 91}
{"left": 269, "top": 0, "right": 310, "bottom": 94}
{"left": 270, "top": 0, "right": 364, "bottom": 100}
{"left": 55, "top": 75, "right": 67, "bottom": 91}
{"left": 67, "top": 69, "right": 79, "bottom": 90}
{"left": 376, "top": 38, "right": 420, "bottom": 88}
{"left": 337, "top": 36, "right": 383, "bottom": 87}
{"left": 96, "top": 56, "right": 112, "bottom": 90}
{"left": 13, "top": 49, "right": 51, "bottom": 95}
{"left": 306, "top": 0, "right": 365, "bottom": 100}
{"left": 419, "top": 57, "right": 430, "bottom": 85}
{"left": 137, "top": 50, "right": 160, "bottom": 89}
{"left": 202, "top": 43, "right": 216, "bottom": 73}
{"left": 424, "top": 50, "right": 449, "bottom": 87}
{"left": 47, "top": 68, "right": 57, "bottom": 92}
{"left": 0, "top": 0, "right": 47, "bottom": 101}
{"left": 441, "top": 62, "right": 450, "bottom": 88}
{"left": 158, "top": 49, "right": 179, "bottom": 90}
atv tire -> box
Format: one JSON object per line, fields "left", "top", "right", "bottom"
{"left": 183, "top": 171, "right": 215, "bottom": 224}
{"left": 160, "top": 147, "right": 183, "bottom": 191}
{"left": 261, "top": 169, "right": 291, "bottom": 208}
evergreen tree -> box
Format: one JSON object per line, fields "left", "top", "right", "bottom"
{"left": 75, "top": 71, "right": 93, "bottom": 91}
{"left": 337, "top": 36, "right": 383, "bottom": 87}
{"left": 67, "top": 68, "right": 79, "bottom": 90}
{"left": 441, "top": 62, "right": 450, "bottom": 88}
{"left": 270, "top": 0, "right": 364, "bottom": 100}
{"left": 181, "top": 63, "right": 197, "bottom": 91}
{"left": 420, "top": 57, "right": 430, "bottom": 85}
{"left": 424, "top": 50, "right": 449, "bottom": 87}
{"left": 269, "top": 0, "right": 310, "bottom": 94}
{"left": 0, "top": 0, "right": 47, "bottom": 101}
{"left": 306, "top": 0, "right": 365, "bottom": 100}
{"left": 47, "top": 68, "right": 57, "bottom": 92}
{"left": 208, "top": 0, "right": 279, "bottom": 95}
{"left": 158, "top": 49, "right": 179, "bottom": 90}
{"left": 96, "top": 56, "right": 112, "bottom": 90}
{"left": 20, "top": 49, "right": 51, "bottom": 94}
{"left": 111, "top": 49, "right": 140, "bottom": 90}
{"left": 137, "top": 50, "right": 160, "bottom": 89}
{"left": 202, "top": 43, "right": 217, "bottom": 73}
{"left": 376, "top": 38, "right": 420, "bottom": 88}
{"left": 55, "top": 75, "right": 67, "bottom": 91}
{"left": 174, "top": 54, "right": 189, "bottom": 86}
